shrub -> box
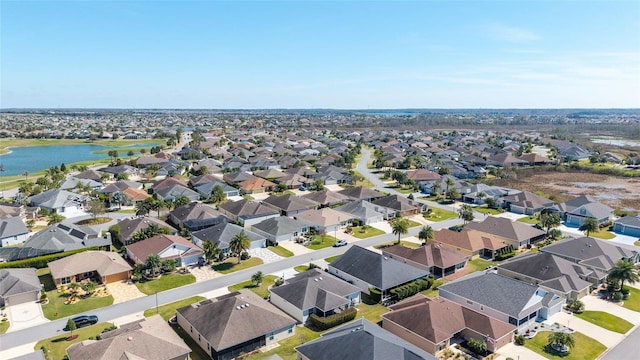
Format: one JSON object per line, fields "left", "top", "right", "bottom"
{"left": 612, "top": 291, "right": 624, "bottom": 302}
{"left": 494, "top": 251, "right": 516, "bottom": 261}
{"left": 514, "top": 335, "right": 525, "bottom": 345}
{"left": 369, "top": 288, "right": 382, "bottom": 303}
{"left": 389, "top": 278, "right": 432, "bottom": 301}
{"left": 309, "top": 307, "right": 357, "bottom": 331}
{"left": 240, "top": 251, "right": 250, "bottom": 260}
{"left": 308, "top": 263, "right": 320, "bottom": 270}
{"left": 0, "top": 247, "right": 100, "bottom": 269}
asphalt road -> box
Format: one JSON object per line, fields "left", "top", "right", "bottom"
{"left": 600, "top": 325, "right": 640, "bottom": 360}
{"left": 0, "top": 145, "right": 467, "bottom": 350}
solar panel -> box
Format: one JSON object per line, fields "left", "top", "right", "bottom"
{"left": 58, "top": 224, "right": 70, "bottom": 231}
{"left": 69, "top": 229, "right": 86, "bottom": 239}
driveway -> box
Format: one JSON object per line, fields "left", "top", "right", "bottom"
{"left": 495, "top": 342, "right": 548, "bottom": 360}
{"left": 582, "top": 294, "right": 640, "bottom": 325}
{"left": 189, "top": 265, "right": 222, "bottom": 282}
{"left": 548, "top": 311, "right": 624, "bottom": 348}
{"left": 249, "top": 247, "right": 285, "bottom": 264}
{"left": 106, "top": 280, "right": 146, "bottom": 304}
{"left": 6, "top": 301, "right": 48, "bottom": 332}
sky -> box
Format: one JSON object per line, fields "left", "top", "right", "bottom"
{"left": 1, "top": 1, "right": 639, "bottom": 109}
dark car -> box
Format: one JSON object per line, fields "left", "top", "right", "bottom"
{"left": 333, "top": 239, "right": 347, "bottom": 247}
{"left": 68, "top": 315, "right": 99, "bottom": 329}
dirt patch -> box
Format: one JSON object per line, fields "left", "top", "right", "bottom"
{"left": 493, "top": 169, "right": 640, "bottom": 211}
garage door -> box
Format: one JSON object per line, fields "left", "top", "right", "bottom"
{"left": 6, "top": 291, "right": 38, "bottom": 306}
{"left": 249, "top": 239, "right": 266, "bottom": 249}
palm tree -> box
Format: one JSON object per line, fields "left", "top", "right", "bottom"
{"left": 251, "top": 271, "right": 263, "bottom": 286}
{"left": 579, "top": 217, "right": 599, "bottom": 238}
{"left": 202, "top": 240, "right": 221, "bottom": 264}
{"left": 444, "top": 177, "right": 455, "bottom": 199}
{"left": 457, "top": 204, "right": 474, "bottom": 224}
{"left": 547, "top": 331, "right": 575, "bottom": 353}
{"left": 418, "top": 225, "right": 434, "bottom": 244}
{"left": 47, "top": 213, "right": 65, "bottom": 225}
{"left": 173, "top": 195, "right": 190, "bottom": 209}
{"left": 135, "top": 200, "right": 151, "bottom": 216}
{"left": 229, "top": 232, "right": 250, "bottom": 264}
{"left": 390, "top": 218, "right": 409, "bottom": 245}
{"left": 145, "top": 254, "right": 162, "bottom": 276}
{"left": 608, "top": 260, "right": 640, "bottom": 292}
{"left": 210, "top": 185, "right": 227, "bottom": 205}
{"left": 539, "top": 211, "right": 561, "bottom": 237}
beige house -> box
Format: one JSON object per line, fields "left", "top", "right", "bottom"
{"left": 433, "top": 228, "right": 515, "bottom": 259}
{"left": 67, "top": 315, "right": 190, "bottom": 360}
{"left": 48, "top": 250, "right": 132, "bottom": 288}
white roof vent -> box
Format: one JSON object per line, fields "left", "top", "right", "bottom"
{"left": 245, "top": 303, "right": 249, "bottom": 307}
{"left": 236, "top": 306, "right": 241, "bottom": 310}
{"left": 318, "top": 277, "right": 323, "bottom": 280}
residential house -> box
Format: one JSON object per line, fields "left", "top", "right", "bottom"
{"left": 99, "top": 180, "right": 144, "bottom": 196}
{"left": 438, "top": 272, "right": 564, "bottom": 331}
{"left": 17, "top": 222, "right": 111, "bottom": 259}
{"left": 194, "top": 181, "right": 239, "bottom": 200}
{"left": 176, "top": 290, "right": 297, "bottom": 360}
{"left": 539, "top": 236, "right": 640, "bottom": 285}
{"left": 99, "top": 165, "right": 140, "bottom": 178}
{"left": 337, "top": 186, "right": 385, "bottom": 202}
{"left": 168, "top": 202, "right": 227, "bottom": 228}
{"left": 74, "top": 169, "right": 104, "bottom": 181}
{"left": 116, "top": 216, "right": 177, "bottom": 245}
{"left": 382, "top": 295, "right": 515, "bottom": 355}
{"left": 127, "top": 234, "right": 203, "bottom": 267}
{"left": 238, "top": 177, "right": 276, "bottom": 194}
{"left": 518, "top": 153, "right": 553, "bottom": 166}
{"left": 155, "top": 185, "right": 201, "bottom": 202}
{"left": 500, "top": 191, "right": 554, "bottom": 215}
{"left": 191, "top": 222, "right": 266, "bottom": 252}
{"left": 67, "top": 315, "right": 191, "bottom": 360}
{"left": 0, "top": 216, "right": 29, "bottom": 247}
{"left": 217, "top": 199, "right": 279, "bottom": 228}
{"left": 223, "top": 171, "right": 255, "bottom": 185}
{"left": 48, "top": 250, "right": 132, "bottom": 288}
{"left": 559, "top": 145, "right": 591, "bottom": 161}
{"left": 497, "top": 252, "right": 593, "bottom": 299}
{"left": 328, "top": 245, "right": 430, "bottom": 295}
{"left": 28, "top": 189, "right": 89, "bottom": 217}
{"left": 275, "top": 173, "right": 310, "bottom": 189}
{"left": 262, "top": 194, "right": 318, "bottom": 216}
{"left": 371, "top": 195, "right": 426, "bottom": 217}
{"left": 59, "top": 177, "right": 102, "bottom": 192}
{"left": 294, "top": 208, "right": 353, "bottom": 234}
{"left": 253, "top": 168, "right": 287, "bottom": 181}
{"left": 153, "top": 177, "right": 189, "bottom": 191}
{"left": 382, "top": 244, "right": 468, "bottom": 278}
{"left": 0, "top": 204, "right": 22, "bottom": 220}
{"left": 551, "top": 195, "right": 614, "bottom": 226}
{"left": 405, "top": 169, "right": 441, "bottom": 182}
{"left": 270, "top": 269, "right": 361, "bottom": 323}
{"left": 460, "top": 184, "right": 516, "bottom": 204}
{"left": 487, "top": 153, "right": 528, "bottom": 167}
{"left": 301, "top": 189, "right": 351, "bottom": 208}
{"left": 432, "top": 228, "right": 514, "bottom": 259}
{"left": 465, "top": 216, "right": 546, "bottom": 248}
{"left": 117, "top": 187, "right": 152, "bottom": 206}
{"left": 251, "top": 217, "right": 313, "bottom": 243}
{"left": 296, "top": 318, "right": 435, "bottom": 360}
{"left": 0, "top": 268, "right": 41, "bottom": 307}
{"left": 613, "top": 216, "right": 640, "bottom": 237}
{"left": 335, "top": 199, "right": 395, "bottom": 225}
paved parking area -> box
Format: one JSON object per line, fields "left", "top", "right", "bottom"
{"left": 6, "top": 301, "right": 48, "bottom": 332}
{"left": 106, "top": 280, "right": 146, "bottom": 304}
{"left": 495, "top": 343, "right": 548, "bottom": 360}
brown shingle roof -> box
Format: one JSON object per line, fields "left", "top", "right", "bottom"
{"left": 433, "top": 228, "right": 511, "bottom": 252}
{"left": 383, "top": 244, "right": 468, "bottom": 269}
{"left": 48, "top": 251, "right": 132, "bottom": 280}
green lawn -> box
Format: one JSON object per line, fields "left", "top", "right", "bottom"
{"left": 405, "top": 219, "right": 422, "bottom": 228}
{"left": 422, "top": 279, "right": 447, "bottom": 298}
{"left": 423, "top": 208, "right": 459, "bottom": 222}
{"left": 143, "top": 296, "right": 205, "bottom": 321}
{"left": 324, "top": 255, "right": 341, "bottom": 263}
{"left": 352, "top": 170, "right": 375, "bottom": 188}
{"left": 268, "top": 245, "right": 294, "bottom": 258}
{"left": 213, "top": 257, "right": 264, "bottom": 274}
{"left": 474, "top": 206, "right": 502, "bottom": 215}
{"left": 135, "top": 273, "right": 196, "bottom": 295}
{"left": 243, "top": 194, "right": 255, "bottom": 200}
{"left": 468, "top": 258, "right": 503, "bottom": 273}
{"left": 418, "top": 195, "right": 440, "bottom": 202}
{"left": 0, "top": 321, "right": 9, "bottom": 334}
{"left": 351, "top": 226, "right": 385, "bottom": 239}
{"left": 517, "top": 216, "right": 539, "bottom": 225}
{"left": 228, "top": 275, "right": 279, "bottom": 299}
{"left": 246, "top": 325, "right": 321, "bottom": 360}
{"left": 523, "top": 331, "right": 606, "bottom": 360}
{"left": 376, "top": 240, "right": 422, "bottom": 249}
{"left": 355, "top": 301, "right": 390, "bottom": 324}
{"left": 587, "top": 228, "right": 616, "bottom": 240}
{"left": 622, "top": 286, "right": 640, "bottom": 312}
{"left": 42, "top": 289, "right": 114, "bottom": 320}
{"left": 573, "top": 311, "right": 633, "bottom": 334}
{"left": 307, "top": 235, "right": 337, "bottom": 250}
{"left": 294, "top": 265, "right": 310, "bottom": 272}
{"left": 394, "top": 186, "right": 415, "bottom": 194}
{"left": 35, "top": 322, "right": 113, "bottom": 360}
{"left": 635, "top": 240, "right": 640, "bottom": 247}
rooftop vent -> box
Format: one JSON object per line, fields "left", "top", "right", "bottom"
{"left": 236, "top": 306, "right": 241, "bottom": 310}
{"left": 127, "top": 336, "right": 133, "bottom": 341}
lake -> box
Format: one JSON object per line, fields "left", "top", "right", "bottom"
{"left": 1, "top": 144, "right": 126, "bottom": 176}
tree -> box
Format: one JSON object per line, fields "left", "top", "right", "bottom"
{"left": 202, "top": 240, "right": 222, "bottom": 264}
{"left": 252, "top": 271, "right": 263, "bottom": 286}
{"left": 111, "top": 191, "right": 127, "bottom": 209}
{"left": 418, "top": 225, "right": 434, "bottom": 244}
{"left": 81, "top": 280, "right": 98, "bottom": 295}
{"left": 565, "top": 298, "right": 585, "bottom": 313}
{"left": 145, "top": 254, "right": 162, "bottom": 276}
{"left": 547, "top": 331, "right": 575, "bottom": 353}
{"left": 130, "top": 223, "right": 171, "bottom": 243}
{"left": 608, "top": 260, "right": 640, "bottom": 292}
{"left": 86, "top": 199, "right": 106, "bottom": 218}
{"left": 210, "top": 185, "right": 227, "bottom": 205}
{"left": 314, "top": 179, "right": 325, "bottom": 191}
{"left": 539, "top": 211, "right": 561, "bottom": 237}
{"left": 66, "top": 318, "right": 77, "bottom": 337}
{"left": 149, "top": 198, "right": 163, "bottom": 217}
{"left": 579, "top": 217, "right": 599, "bottom": 238}
{"left": 276, "top": 183, "right": 288, "bottom": 194}
{"left": 458, "top": 204, "right": 474, "bottom": 224}
{"left": 229, "top": 232, "right": 250, "bottom": 264}
{"left": 47, "top": 213, "right": 65, "bottom": 225}
{"left": 444, "top": 177, "right": 455, "bottom": 198}
{"left": 390, "top": 218, "right": 409, "bottom": 245}
{"left": 173, "top": 195, "right": 191, "bottom": 209}
{"left": 135, "top": 200, "right": 151, "bottom": 216}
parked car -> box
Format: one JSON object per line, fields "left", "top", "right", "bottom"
{"left": 68, "top": 315, "right": 99, "bottom": 329}
{"left": 333, "top": 239, "right": 347, "bottom": 247}
{"left": 298, "top": 186, "right": 307, "bottom": 191}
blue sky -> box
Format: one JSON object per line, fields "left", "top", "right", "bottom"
{"left": 2, "top": 1, "right": 639, "bottom": 109}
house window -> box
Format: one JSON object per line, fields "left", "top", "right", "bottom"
{"left": 198, "top": 334, "right": 201, "bottom": 341}
{"left": 466, "top": 300, "right": 473, "bottom": 305}
{"left": 61, "top": 277, "right": 71, "bottom": 285}
{"left": 190, "top": 326, "right": 193, "bottom": 333}
{"left": 288, "top": 326, "right": 293, "bottom": 334}
{"left": 508, "top": 317, "right": 518, "bottom": 326}
{"left": 269, "top": 332, "right": 274, "bottom": 340}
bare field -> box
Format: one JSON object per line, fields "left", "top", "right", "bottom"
{"left": 493, "top": 170, "right": 640, "bottom": 212}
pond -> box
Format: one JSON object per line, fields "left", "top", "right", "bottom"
{"left": 0, "top": 144, "right": 145, "bottom": 176}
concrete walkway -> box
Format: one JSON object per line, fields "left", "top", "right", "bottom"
{"left": 6, "top": 301, "right": 48, "bottom": 333}
{"left": 249, "top": 247, "right": 285, "bottom": 263}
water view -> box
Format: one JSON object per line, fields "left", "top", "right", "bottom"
{"left": 1, "top": 144, "right": 131, "bottom": 176}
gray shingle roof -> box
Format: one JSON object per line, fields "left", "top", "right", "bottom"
{"left": 295, "top": 318, "right": 435, "bottom": 360}
{"left": 439, "top": 272, "right": 541, "bottom": 318}
{"left": 329, "top": 245, "right": 430, "bottom": 291}
{"left": 615, "top": 216, "right": 640, "bottom": 228}
{"left": 191, "top": 222, "right": 264, "bottom": 249}
{"left": 0, "top": 268, "right": 41, "bottom": 299}
{"left": 19, "top": 223, "right": 110, "bottom": 257}
{"left": 465, "top": 216, "right": 545, "bottom": 242}
{"left": 540, "top": 236, "right": 638, "bottom": 271}
{"left": 251, "top": 217, "right": 313, "bottom": 237}
{"left": 0, "top": 217, "right": 29, "bottom": 239}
